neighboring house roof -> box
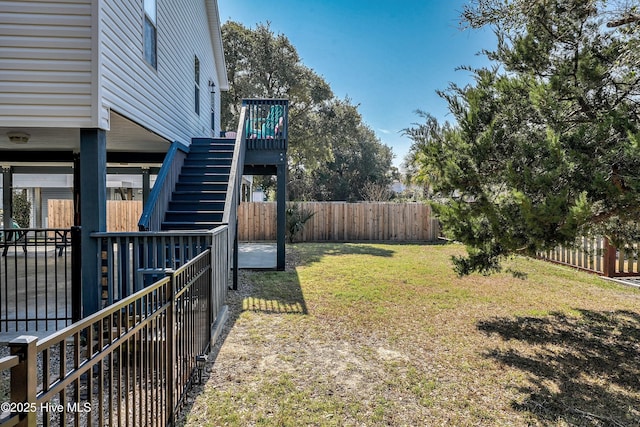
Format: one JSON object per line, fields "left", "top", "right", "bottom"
{"left": 206, "top": 0, "right": 229, "bottom": 91}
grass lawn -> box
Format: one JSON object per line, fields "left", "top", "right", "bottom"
{"left": 181, "top": 243, "right": 640, "bottom": 426}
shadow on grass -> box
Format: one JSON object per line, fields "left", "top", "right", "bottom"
{"left": 293, "top": 242, "right": 399, "bottom": 267}
{"left": 477, "top": 309, "right": 640, "bottom": 426}
{"left": 176, "top": 264, "right": 308, "bottom": 425}
{"left": 240, "top": 269, "right": 308, "bottom": 315}
{"left": 177, "top": 242, "right": 439, "bottom": 425}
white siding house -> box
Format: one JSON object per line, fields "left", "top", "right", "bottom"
{"left": 0, "top": 0, "right": 230, "bottom": 315}
{"left": 101, "top": 0, "right": 228, "bottom": 143}
{"left": 0, "top": 0, "right": 96, "bottom": 129}
{"left": 0, "top": 0, "right": 228, "bottom": 151}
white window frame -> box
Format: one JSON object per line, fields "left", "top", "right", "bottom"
{"left": 143, "top": 0, "right": 157, "bottom": 69}
{"left": 194, "top": 56, "right": 200, "bottom": 115}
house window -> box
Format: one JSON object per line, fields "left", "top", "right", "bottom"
{"left": 144, "top": 0, "right": 157, "bottom": 68}
{"left": 194, "top": 56, "right": 200, "bottom": 115}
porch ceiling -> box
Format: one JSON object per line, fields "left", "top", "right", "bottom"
{"left": 0, "top": 112, "right": 170, "bottom": 162}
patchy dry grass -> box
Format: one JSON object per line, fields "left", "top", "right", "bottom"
{"left": 180, "top": 243, "right": 640, "bottom": 426}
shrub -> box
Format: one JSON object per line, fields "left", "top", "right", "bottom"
{"left": 12, "top": 190, "right": 31, "bottom": 228}
{"left": 286, "top": 203, "right": 315, "bottom": 243}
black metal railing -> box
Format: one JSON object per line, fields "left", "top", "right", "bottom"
{"left": 242, "top": 99, "right": 289, "bottom": 151}
{"left": 139, "top": 141, "right": 190, "bottom": 231}
{"left": 0, "top": 225, "right": 229, "bottom": 426}
{"left": 0, "top": 227, "right": 80, "bottom": 333}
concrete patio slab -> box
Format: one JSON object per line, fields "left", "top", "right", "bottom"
{"left": 238, "top": 243, "right": 277, "bottom": 269}
{"left": 602, "top": 276, "right": 640, "bottom": 289}
{"left": 0, "top": 247, "right": 73, "bottom": 343}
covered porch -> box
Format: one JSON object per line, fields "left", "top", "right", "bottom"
{"left": 1, "top": 112, "right": 172, "bottom": 320}
{"left": 0, "top": 99, "right": 289, "bottom": 327}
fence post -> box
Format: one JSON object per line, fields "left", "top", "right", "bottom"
{"left": 232, "top": 222, "right": 238, "bottom": 290}
{"left": 166, "top": 269, "right": 176, "bottom": 425}
{"left": 211, "top": 238, "right": 218, "bottom": 348}
{"left": 223, "top": 227, "right": 229, "bottom": 295}
{"left": 603, "top": 237, "right": 617, "bottom": 278}
{"left": 71, "top": 226, "right": 82, "bottom": 322}
{"left": 9, "top": 335, "right": 38, "bottom": 427}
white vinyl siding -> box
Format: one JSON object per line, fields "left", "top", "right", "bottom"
{"left": 101, "top": 0, "right": 221, "bottom": 143}
{"left": 0, "top": 0, "right": 95, "bottom": 128}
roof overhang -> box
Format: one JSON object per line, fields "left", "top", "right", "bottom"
{"left": 205, "top": 0, "right": 229, "bottom": 91}
{"left": 0, "top": 112, "right": 170, "bottom": 166}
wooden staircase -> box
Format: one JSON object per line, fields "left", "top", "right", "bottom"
{"left": 139, "top": 99, "right": 289, "bottom": 273}
{"left": 161, "top": 138, "right": 235, "bottom": 230}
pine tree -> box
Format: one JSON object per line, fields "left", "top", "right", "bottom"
{"left": 406, "top": 0, "right": 640, "bottom": 275}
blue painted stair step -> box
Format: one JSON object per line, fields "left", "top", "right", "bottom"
{"left": 161, "top": 138, "right": 234, "bottom": 231}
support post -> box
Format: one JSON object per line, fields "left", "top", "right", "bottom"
{"left": 73, "top": 153, "right": 81, "bottom": 226}
{"left": 33, "top": 188, "right": 42, "bottom": 228}
{"left": 71, "top": 226, "right": 82, "bottom": 323}
{"left": 603, "top": 237, "right": 617, "bottom": 278}
{"left": 2, "top": 166, "right": 12, "bottom": 230}
{"left": 10, "top": 335, "right": 38, "bottom": 427}
{"left": 79, "top": 129, "right": 107, "bottom": 317}
{"left": 233, "top": 221, "right": 238, "bottom": 290}
{"left": 166, "top": 269, "right": 176, "bottom": 425}
{"left": 142, "top": 167, "right": 150, "bottom": 206}
{"left": 276, "top": 164, "right": 286, "bottom": 270}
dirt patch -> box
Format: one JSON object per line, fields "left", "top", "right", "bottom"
{"left": 177, "top": 250, "right": 397, "bottom": 424}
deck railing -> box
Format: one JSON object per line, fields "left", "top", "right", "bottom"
{"left": 242, "top": 99, "right": 288, "bottom": 151}
{"left": 223, "top": 103, "right": 248, "bottom": 289}
{"left": 0, "top": 226, "right": 229, "bottom": 427}
{"left": 92, "top": 228, "right": 226, "bottom": 306}
{"left": 138, "top": 141, "right": 189, "bottom": 231}
{"left": 0, "top": 227, "right": 80, "bottom": 333}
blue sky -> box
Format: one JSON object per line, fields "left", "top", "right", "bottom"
{"left": 218, "top": 0, "right": 496, "bottom": 169}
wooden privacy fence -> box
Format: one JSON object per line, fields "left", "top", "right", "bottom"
{"left": 538, "top": 236, "right": 640, "bottom": 277}
{"left": 48, "top": 200, "right": 440, "bottom": 242}
{"left": 48, "top": 199, "right": 142, "bottom": 232}
{"left": 239, "top": 202, "right": 440, "bottom": 242}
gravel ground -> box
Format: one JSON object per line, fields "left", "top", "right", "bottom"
{"left": 0, "top": 270, "right": 245, "bottom": 424}
{"left": 0, "top": 346, "right": 9, "bottom": 404}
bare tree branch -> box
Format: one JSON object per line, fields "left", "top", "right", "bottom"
{"left": 607, "top": 14, "right": 640, "bottom": 27}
